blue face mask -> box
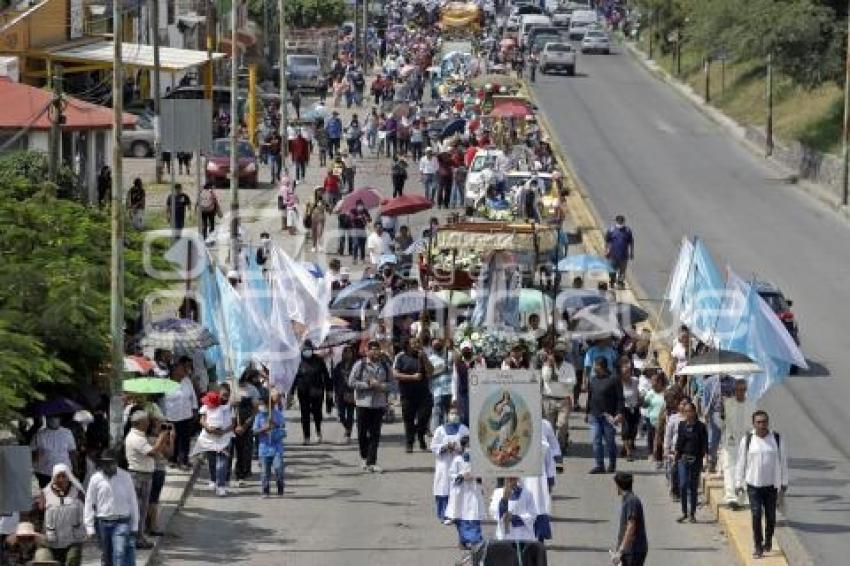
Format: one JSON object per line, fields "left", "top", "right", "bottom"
{"left": 462, "top": 452, "right": 470, "bottom": 463}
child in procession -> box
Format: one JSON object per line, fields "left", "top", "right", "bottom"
{"left": 445, "top": 435, "right": 485, "bottom": 549}
{"left": 430, "top": 404, "right": 470, "bottom": 523}
{"left": 489, "top": 476, "right": 538, "bottom": 541}
{"left": 523, "top": 437, "right": 556, "bottom": 543}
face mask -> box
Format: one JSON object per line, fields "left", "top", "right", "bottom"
{"left": 101, "top": 463, "right": 118, "bottom": 477}
{"left": 447, "top": 412, "right": 460, "bottom": 424}
{"left": 357, "top": 204, "right": 365, "bottom": 211}
{"left": 462, "top": 452, "right": 471, "bottom": 462}
{"left": 46, "top": 417, "right": 60, "bottom": 430}
{"left": 302, "top": 350, "right": 313, "bottom": 358}
{"left": 258, "top": 406, "right": 268, "bottom": 414}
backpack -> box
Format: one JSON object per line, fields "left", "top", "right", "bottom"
{"left": 745, "top": 431, "right": 781, "bottom": 459}
{"left": 199, "top": 189, "right": 217, "bottom": 213}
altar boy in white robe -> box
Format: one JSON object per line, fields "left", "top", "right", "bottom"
{"left": 431, "top": 405, "right": 470, "bottom": 523}
{"left": 445, "top": 435, "right": 485, "bottom": 549}
{"left": 489, "top": 476, "right": 538, "bottom": 541}
{"left": 524, "top": 437, "right": 556, "bottom": 542}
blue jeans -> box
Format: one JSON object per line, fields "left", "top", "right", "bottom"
{"left": 430, "top": 394, "right": 452, "bottom": 432}
{"left": 206, "top": 450, "right": 229, "bottom": 488}
{"left": 422, "top": 174, "right": 437, "bottom": 201}
{"left": 677, "top": 458, "right": 702, "bottom": 517}
{"left": 260, "top": 453, "right": 284, "bottom": 495}
{"left": 96, "top": 518, "right": 135, "bottom": 566}
{"left": 706, "top": 412, "right": 722, "bottom": 466}
{"left": 589, "top": 414, "right": 617, "bottom": 470}
{"left": 450, "top": 182, "right": 464, "bottom": 207}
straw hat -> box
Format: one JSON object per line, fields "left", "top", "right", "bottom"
{"left": 27, "top": 547, "right": 59, "bottom": 565}
{"left": 9, "top": 522, "right": 45, "bottom": 544}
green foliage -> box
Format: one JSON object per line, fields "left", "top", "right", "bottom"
{"left": 0, "top": 152, "right": 167, "bottom": 424}
{"left": 247, "top": 0, "right": 347, "bottom": 28}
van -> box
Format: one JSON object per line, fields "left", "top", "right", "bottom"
{"left": 285, "top": 54, "right": 324, "bottom": 92}
{"left": 568, "top": 9, "right": 597, "bottom": 40}
{"left": 520, "top": 14, "right": 553, "bottom": 47}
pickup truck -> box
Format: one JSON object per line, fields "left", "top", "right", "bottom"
{"left": 539, "top": 42, "right": 576, "bottom": 76}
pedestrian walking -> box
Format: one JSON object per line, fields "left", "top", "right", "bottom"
{"left": 346, "top": 114, "right": 362, "bottom": 157}
{"left": 267, "top": 131, "right": 283, "bottom": 182}
{"left": 326, "top": 111, "right": 343, "bottom": 158}
{"left": 585, "top": 356, "right": 624, "bottom": 474}
{"left": 540, "top": 343, "right": 575, "bottom": 457}
{"left": 253, "top": 391, "right": 286, "bottom": 497}
{"left": 291, "top": 88, "right": 302, "bottom": 120}
{"left": 38, "top": 463, "right": 86, "bottom": 566}
{"left": 451, "top": 162, "right": 467, "bottom": 208}
{"left": 30, "top": 415, "right": 77, "bottom": 489}
{"left": 446, "top": 436, "right": 484, "bottom": 549}
{"left": 197, "top": 183, "right": 220, "bottom": 240}
{"left": 349, "top": 200, "right": 371, "bottom": 263}
{"left": 323, "top": 167, "right": 342, "bottom": 208}
{"left": 83, "top": 450, "right": 139, "bottom": 566}
{"left": 159, "top": 356, "right": 197, "bottom": 469}
{"left": 290, "top": 130, "right": 310, "bottom": 181}
{"left": 394, "top": 338, "right": 434, "bottom": 452}
{"left": 391, "top": 156, "right": 408, "bottom": 198}
{"left": 177, "top": 152, "right": 192, "bottom": 174}
{"left": 611, "top": 472, "right": 649, "bottom": 566}
{"left": 291, "top": 341, "right": 330, "bottom": 445}
{"left": 366, "top": 222, "right": 393, "bottom": 266}
{"left": 619, "top": 356, "right": 641, "bottom": 462}
{"left": 233, "top": 370, "right": 260, "bottom": 485}
{"left": 332, "top": 345, "right": 358, "bottom": 443}
{"left": 700, "top": 372, "right": 736, "bottom": 473}
{"left": 305, "top": 188, "right": 329, "bottom": 253}
{"left": 735, "top": 410, "right": 788, "bottom": 559}
{"left": 430, "top": 406, "right": 469, "bottom": 523}
{"left": 193, "top": 385, "right": 235, "bottom": 497}
{"left": 489, "top": 477, "right": 537, "bottom": 542}
{"left": 664, "top": 396, "right": 688, "bottom": 500}
{"left": 675, "top": 401, "right": 708, "bottom": 523}
{"left": 123, "top": 409, "right": 171, "bottom": 548}
{"left": 427, "top": 340, "right": 453, "bottom": 431}
{"left": 349, "top": 340, "right": 393, "bottom": 473}
{"left": 722, "top": 379, "right": 754, "bottom": 508}
{"left": 524, "top": 437, "right": 556, "bottom": 543}
{"left": 165, "top": 184, "right": 191, "bottom": 233}
{"left": 126, "top": 178, "right": 145, "bottom": 230}
{"left": 96, "top": 165, "right": 111, "bottom": 208}
{"left": 604, "top": 215, "right": 634, "bottom": 289}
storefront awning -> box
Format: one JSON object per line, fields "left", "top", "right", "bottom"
{"left": 43, "top": 41, "right": 226, "bottom": 72}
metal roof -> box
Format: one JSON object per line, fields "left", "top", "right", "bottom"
{"left": 46, "top": 41, "right": 226, "bottom": 72}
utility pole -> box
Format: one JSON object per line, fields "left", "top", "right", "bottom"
{"left": 363, "top": 0, "right": 368, "bottom": 66}
{"left": 152, "top": 0, "right": 163, "bottom": 183}
{"left": 230, "top": 0, "right": 240, "bottom": 270}
{"left": 841, "top": 7, "right": 850, "bottom": 205}
{"left": 109, "top": 0, "right": 125, "bottom": 448}
{"left": 648, "top": 11, "right": 653, "bottom": 60}
{"left": 48, "top": 64, "right": 63, "bottom": 183}
{"left": 703, "top": 56, "right": 710, "bottom": 102}
{"left": 278, "top": 0, "right": 288, "bottom": 165}
{"left": 205, "top": 0, "right": 215, "bottom": 102}
{"left": 766, "top": 52, "right": 774, "bottom": 157}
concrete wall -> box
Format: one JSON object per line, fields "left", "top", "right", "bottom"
{"left": 743, "top": 126, "right": 845, "bottom": 206}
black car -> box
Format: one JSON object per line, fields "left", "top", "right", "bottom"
{"left": 754, "top": 280, "right": 800, "bottom": 344}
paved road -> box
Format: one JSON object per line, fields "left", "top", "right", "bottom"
{"left": 532, "top": 45, "right": 850, "bottom": 562}
{"left": 157, "top": 411, "right": 732, "bottom": 566}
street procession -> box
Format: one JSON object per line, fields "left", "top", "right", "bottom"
{"left": 2, "top": 0, "right": 846, "bottom": 564}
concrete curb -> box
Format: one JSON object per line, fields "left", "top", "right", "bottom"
{"left": 619, "top": 39, "right": 850, "bottom": 223}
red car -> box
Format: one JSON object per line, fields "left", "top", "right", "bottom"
{"left": 205, "top": 138, "right": 258, "bottom": 188}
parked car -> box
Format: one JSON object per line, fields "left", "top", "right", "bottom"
{"left": 551, "top": 6, "right": 571, "bottom": 27}
{"left": 539, "top": 42, "right": 577, "bottom": 76}
{"left": 285, "top": 54, "right": 325, "bottom": 92}
{"left": 205, "top": 138, "right": 258, "bottom": 188}
{"left": 121, "top": 113, "right": 155, "bottom": 158}
{"left": 581, "top": 29, "right": 611, "bottom": 54}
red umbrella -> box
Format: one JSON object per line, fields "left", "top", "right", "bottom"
{"left": 333, "top": 187, "right": 384, "bottom": 214}
{"left": 380, "top": 194, "right": 433, "bottom": 217}
{"left": 490, "top": 101, "right": 533, "bottom": 119}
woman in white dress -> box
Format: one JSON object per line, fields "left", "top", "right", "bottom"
{"left": 430, "top": 406, "right": 470, "bottom": 523}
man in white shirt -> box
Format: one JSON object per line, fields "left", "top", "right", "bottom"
{"left": 30, "top": 416, "right": 77, "bottom": 488}
{"left": 721, "top": 379, "right": 754, "bottom": 508}
{"left": 670, "top": 327, "right": 690, "bottom": 374}
{"left": 159, "top": 356, "right": 198, "bottom": 468}
{"left": 419, "top": 148, "right": 439, "bottom": 202}
{"left": 366, "top": 222, "right": 392, "bottom": 266}
{"left": 84, "top": 450, "right": 139, "bottom": 565}
{"left": 735, "top": 410, "right": 788, "bottom": 559}
{"left": 124, "top": 409, "right": 172, "bottom": 549}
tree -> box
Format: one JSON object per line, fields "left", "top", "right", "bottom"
{"left": 0, "top": 152, "right": 168, "bottom": 424}
{"left": 247, "top": 0, "right": 347, "bottom": 28}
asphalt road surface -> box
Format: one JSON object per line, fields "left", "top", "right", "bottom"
{"left": 157, "top": 411, "right": 731, "bottom": 566}
{"left": 532, "top": 44, "right": 850, "bottom": 563}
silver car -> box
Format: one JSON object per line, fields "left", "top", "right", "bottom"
{"left": 121, "top": 113, "right": 155, "bottom": 158}
{"left": 581, "top": 30, "right": 610, "bottom": 54}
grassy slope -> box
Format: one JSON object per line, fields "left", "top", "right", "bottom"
{"left": 636, "top": 36, "right": 843, "bottom": 155}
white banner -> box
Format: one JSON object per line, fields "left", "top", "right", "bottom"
{"left": 469, "top": 369, "right": 542, "bottom": 477}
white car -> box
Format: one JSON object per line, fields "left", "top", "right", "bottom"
{"left": 539, "top": 42, "right": 576, "bottom": 76}
{"left": 464, "top": 149, "right": 506, "bottom": 206}
{"left": 581, "top": 30, "right": 610, "bottom": 54}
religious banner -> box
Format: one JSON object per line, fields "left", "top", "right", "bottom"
{"left": 468, "top": 368, "right": 541, "bottom": 477}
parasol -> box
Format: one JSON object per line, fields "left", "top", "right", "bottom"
{"left": 333, "top": 187, "right": 384, "bottom": 214}
{"left": 380, "top": 194, "right": 434, "bottom": 216}
{"left": 141, "top": 318, "right": 218, "bottom": 350}
{"left": 30, "top": 398, "right": 82, "bottom": 417}
{"left": 489, "top": 101, "right": 533, "bottom": 119}
{"left": 575, "top": 302, "right": 650, "bottom": 328}
{"left": 557, "top": 254, "right": 614, "bottom": 273}
{"left": 123, "top": 378, "right": 181, "bottom": 395}
{"left": 440, "top": 118, "right": 467, "bottom": 139}
{"left": 330, "top": 278, "right": 385, "bottom": 309}
{"left": 555, "top": 289, "right": 606, "bottom": 316}
{"left": 677, "top": 349, "right": 762, "bottom": 376}
{"left": 380, "top": 290, "right": 449, "bottom": 318}
{"left": 436, "top": 289, "right": 474, "bottom": 307}
{"left": 316, "top": 329, "right": 364, "bottom": 350}
{"left": 123, "top": 355, "right": 164, "bottom": 375}
{"left": 403, "top": 238, "right": 429, "bottom": 255}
